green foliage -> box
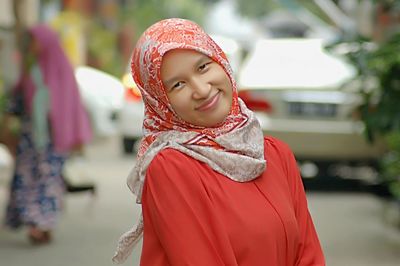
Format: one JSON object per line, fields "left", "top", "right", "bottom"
{"left": 381, "top": 132, "right": 400, "bottom": 198}
{"left": 331, "top": 33, "right": 400, "bottom": 141}
{"left": 121, "top": 0, "right": 208, "bottom": 38}
{"left": 0, "top": 80, "right": 20, "bottom": 138}
{"left": 0, "top": 80, "right": 5, "bottom": 121}
{"left": 336, "top": 33, "right": 400, "bottom": 199}
{"left": 236, "top": 0, "right": 279, "bottom": 18}
{"left": 297, "top": 0, "right": 335, "bottom": 25}
{"left": 354, "top": 34, "right": 400, "bottom": 141}
{"left": 0, "top": 66, "right": 5, "bottom": 122}
{"left": 0, "top": 80, "right": 20, "bottom": 135}
{"left": 87, "top": 23, "right": 122, "bottom": 76}
{"left": 235, "top": 0, "right": 332, "bottom": 26}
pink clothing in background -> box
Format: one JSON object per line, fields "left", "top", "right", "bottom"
{"left": 14, "top": 24, "right": 92, "bottom": 153}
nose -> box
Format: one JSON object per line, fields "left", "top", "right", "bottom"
{"left": 191, "top": 76, "right": 211, "bottom": 99}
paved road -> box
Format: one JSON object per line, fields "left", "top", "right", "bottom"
{"left": 0, "top": 137, "right": 399, "bottom": 266}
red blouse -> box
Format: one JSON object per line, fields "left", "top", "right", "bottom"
{"left": 140, "top": 137, "right": 325, "bottom": 265}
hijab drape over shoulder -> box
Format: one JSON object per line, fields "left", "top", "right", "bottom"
{"left": 14, "top": 24, "right": 92, "bottom": 153}
{"left": 113, "top": 18, "right": 266, "bottom": 263}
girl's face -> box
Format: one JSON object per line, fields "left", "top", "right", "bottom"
{"left": 161, "top": 49, "right": 233, "bottom": 127}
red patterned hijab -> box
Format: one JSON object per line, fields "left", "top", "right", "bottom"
{"left": 133, "top": 18, "right": 246, "bottom": 155}
{"left": 113, "top": 18, "right": 266, "bottom": 263}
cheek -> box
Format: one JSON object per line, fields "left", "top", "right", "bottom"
{"left": 224, "top": 78, "right": 233, "bottom": 98}
{"left": 170, "top": 100, "right": 183, "bottom": 114}
{"left": 215, "top": 69, "right": 233, "bottom": 92}
{"left": 168, "top": 92, "right": 191, "bottom": 115}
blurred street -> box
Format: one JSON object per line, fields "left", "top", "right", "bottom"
{"left": 1, "top": 136, "right": 400, "bottom": 266}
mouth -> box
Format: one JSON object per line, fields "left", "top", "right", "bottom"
{"left": 196, "top": 91, "right": 221, "bottom": 112}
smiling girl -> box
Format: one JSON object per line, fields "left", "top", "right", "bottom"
{"left": 113, "top": 18, "right": 325, "bottom": 266}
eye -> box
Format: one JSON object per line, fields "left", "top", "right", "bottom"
{"left": 171, "top": 81, "right": 185, "bottom": 91}
{"left": 198, "top": 62, "right": 211, "bottom": 72}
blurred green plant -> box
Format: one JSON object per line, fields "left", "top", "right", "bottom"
{"left": 335, "top": 33, "right": 400, "bottom": 199}
{"left": 0, "top": 76, "right": 20, "bottom": 137}
{"left": 87, "top": 22, "right": 122, "bottom": 76}
{"left": 236, "top": 0, "right": 279, "bottom": 18}
{"left": 235, "top": 0, "right": 333, "bottom": 26}
{"left": 349, "top": 34, "right": 400, "bottom": 142}
{"left": 0, "top": 60, "right": 7, "bottom": 123}
{"left": 0, "top": 77, "right": 5, "bottom": 121}
{"left": 120, "top": 0, "right": 208, "bottom": 37}
{"left": 381, "top": 132, "right": 400, "bottom": 198}
{"left": 0, "top": 74, "right": 17, "bottom": 147}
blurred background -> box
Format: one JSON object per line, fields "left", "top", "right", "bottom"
{"left": 0, "top": 0, "right": 400, "bottom": 265}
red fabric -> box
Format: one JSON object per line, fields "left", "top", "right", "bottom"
{"left": 141, "top": 137, "right": 325, "bottom": 266}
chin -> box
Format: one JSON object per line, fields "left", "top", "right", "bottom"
{"left": 206, "top": 118, "right": 227, "bottom": 128}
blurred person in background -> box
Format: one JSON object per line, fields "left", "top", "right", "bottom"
{"left": 2, "top": 24, "right": 92, "bottom": 244}
{"left": 50, "top": 0, "right": 91, "bottom": 67}
{"left": 113, "top": 18, "right": 324, "bottom": 265}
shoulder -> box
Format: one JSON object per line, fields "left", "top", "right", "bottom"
{"left": 145, "top": 148, "right": 200, "bottom": 187}
{"left": 264, "top": 135, "right": 295, "bottom": 160}
{"left": 148, "top": 148, "right": 194, "bottom": 171}
{"left": 263, "top": 136, "right": 299, "bottom": 178}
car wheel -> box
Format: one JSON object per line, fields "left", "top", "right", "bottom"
{"left": 122, "top": 137, "right": 137, "bottom": 154}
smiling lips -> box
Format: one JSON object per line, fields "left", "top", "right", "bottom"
{"left": 196, "top": 91, "right": 221, "bottom": 111}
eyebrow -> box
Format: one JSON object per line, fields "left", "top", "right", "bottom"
{"left": 163, "top": 54, "right": 210, "bottom": 88}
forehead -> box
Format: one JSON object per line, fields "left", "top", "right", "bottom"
{"left": 161, "top": 49, "right": 209, "bottom": 79}
{"left": 163, "top": 49, "right": 205, "bottom": 60}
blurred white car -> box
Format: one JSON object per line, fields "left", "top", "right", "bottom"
{"left": 0, "top": 143, "right": 13, "bottom": 188}
{"left": 238, "top": 39, "right": 387, "bottom": 161}
{"left": 118, "top": 35, "right": 243, "bottom": 154}
{"left": 118, "top": 72, "right": 144, "bottom": 154}
{"left": 75, "top": 66, "right": 124, "bottom": 138}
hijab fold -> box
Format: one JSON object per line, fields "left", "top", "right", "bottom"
{"left": 113, "top": 18, "right": 266, "bottom": 264}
